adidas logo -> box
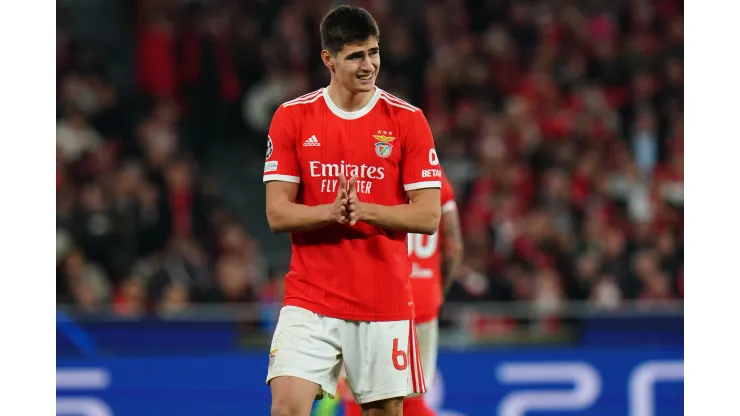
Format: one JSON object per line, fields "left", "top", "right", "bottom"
{"left": 303, "top": 135, "right": 320, "bottom": 147}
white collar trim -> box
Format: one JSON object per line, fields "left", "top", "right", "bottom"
{"left": 322, "top": 87, "right": 382, "bottom": 120}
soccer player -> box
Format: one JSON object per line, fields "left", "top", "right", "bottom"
{"left": 343, "top": 172, "right": 464, "bottom": 416}
{"left": 263, "top": 5, "right": 442, "bottom": 416}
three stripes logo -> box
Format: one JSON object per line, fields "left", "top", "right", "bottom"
{"left": 303, "top": 135, "right": 321, "bottom": 147}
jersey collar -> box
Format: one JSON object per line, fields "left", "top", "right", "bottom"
{"left": 322, "top": 87, "right": 382, "bottom": 120}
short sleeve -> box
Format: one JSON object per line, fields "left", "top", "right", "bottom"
{"left": 263, "top": 106, "right": 301, "bottom": 183}
{"left": 440, "top": 171, "right": 457, "bottom": 213}
{"left": 401, "top": 110, "right": 442, "bottom": 191}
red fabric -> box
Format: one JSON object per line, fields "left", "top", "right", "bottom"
{"left": 540, "top": 110, "right": 573, "bottom": 139}
{"left": 490, "top": 56, "right": 522, "bottom": 95}
{"left": 213, "top": 33, "right": 241, "bottom": 101}
{"left": 265, "top": 91, "right": 442, "bottom": 321}
{"left": 137, "top": 25, "right": 176, "bottom": 98}
{"left": 343, "top": 400, "right": 363, "bottom": 416}
{"left": 655, "top": 0, "right": 680, "bottom": 18}
{"left": 606, "top": 86, "right": 630, "bottom": 108}
{"left": 654, "top": 160, "right": 683, "bottom": 184}
{"left": 570, "top": 174, "right": 591, "bottom": 209}
{"left": 541, "top": 316, "right": 563, "bottom": 333}
{"left": 180, "top": 28, "right": 201, "bottom": 86}
{"left": 513, "top": 165, "right": 535, "bottom": 208}
{"left": 540, "top": 21, "right": 563, "bottom": 44}
{"left": 57, "top": 167, "right": 64, "bottom": 191}
{"left": 471, "top": 315, "right": 517, "bottom": 336}
{"left": 531, "top": 78, "right": 560, "bottom": 115}
{"left": 409, "top": 172, "right": 457, "bottom": 322}
{"left": 258, "top": 280, "right": 282, "bottom": 303}
{"left": 462, "top": 177, "right": 496, "bottom": 233}
{"left": 668, "top": 136, "right": 684, "bottom": 155}
{"left": 588, "top": 17, "right": 613, "bottom": 41}
{"left": 170, "top": 189, "right": 193, "bottom": 236}
{"left": 513, "top": 236, "right": 554, "bottom": 269}
{"left": 179, "top": 29, "right": 241, "bottom": 103}
{"left": 112, "top": 294, "right": 140, "bottom": 317}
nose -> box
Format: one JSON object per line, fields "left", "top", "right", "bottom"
{"left": 360, "top": 57, "right": 374, "bottom": 72}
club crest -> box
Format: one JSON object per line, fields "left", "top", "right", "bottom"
{"left": 269, "top": 349, "right": 277, "bottom": 368}
{"left": 373, "top": 133, "right": 396, "bottom": 158}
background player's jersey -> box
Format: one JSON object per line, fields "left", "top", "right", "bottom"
{"left": 407, "top": 172, "right": 456, "bottom": 323}
{"left": 264, "top": 87, "right": 442, "bottom": 321}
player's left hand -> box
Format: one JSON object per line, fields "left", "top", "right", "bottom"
{"left": 346, "top": 175, "right": 364, "bottom": 226}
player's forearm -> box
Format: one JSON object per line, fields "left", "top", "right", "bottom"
{"left": 267, "top": 201, "right": 334, "bottom": 233}
{"left": 358, "top": 202, "right": 440, "bottom": 234}
{"left": 441, "top": 243, "right": 463, "bottom": 295}
{"left": 440, "top": 209, "right": 464, "bottom": 295}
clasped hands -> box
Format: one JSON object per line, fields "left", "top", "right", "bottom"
{"left": 329, "top": 173, "right": 365, "bottom": 226}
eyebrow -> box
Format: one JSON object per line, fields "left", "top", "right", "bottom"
{"left": 346, "top": 47, "right": 380, "bottom": 59}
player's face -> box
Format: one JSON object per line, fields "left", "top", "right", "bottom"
{"left": 329, "top": 37, "right": 380, "bottom": 93}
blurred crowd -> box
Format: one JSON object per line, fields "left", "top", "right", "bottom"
{"left": 56, "top": 0, "right": 683, "bottom": 324}
{"left": 56, "top": 0, "right": 271, "bottom": 317}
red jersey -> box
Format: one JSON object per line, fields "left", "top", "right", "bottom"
{"left": 407, "top": 172, "right": 457, "bottom": 323}
{"left": 263, "top": 88, "right": 442, "bottom": 321}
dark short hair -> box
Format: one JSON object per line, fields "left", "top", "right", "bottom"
{"left": 320, "top": 5, "right": 380, "bottom": 55}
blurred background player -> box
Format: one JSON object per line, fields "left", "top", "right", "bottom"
{"left": 263, "top": 5, "right": 442, "bottom": 416}
{"left": 343, "top": 171, "right": 463, "bottom": 416}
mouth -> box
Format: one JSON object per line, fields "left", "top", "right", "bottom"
{"left": 357, "top": 73, "right": 373, "bottom": 81}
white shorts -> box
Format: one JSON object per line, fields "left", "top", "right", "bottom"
{"left": 266, "top": 306, "right": 427, "bottom": 404}
{"left": 415, "top": 318, "right": 439, "bottom": 389}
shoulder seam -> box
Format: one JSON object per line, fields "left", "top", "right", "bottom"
{"left": 281, "top": 89, "right": 323, "bottom": 107}
{"left": 379, "top": 94, "right": 417, "bottom": 112}
{"left": 380, "top": 91, "right": 418, "bottom": 111}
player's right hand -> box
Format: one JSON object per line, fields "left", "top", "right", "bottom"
{"left": 330, "top": 173, "right": 349, "bottom": 224}
{"left": 346, "top": 174, "right": 364, "bottom": 226}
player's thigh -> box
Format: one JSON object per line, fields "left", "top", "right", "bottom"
{"left": 267, "top": 306, "right": 343, "bottom": 406}
{"left": 361, "top": 397, "right": 403, "bottom": 416}
{"left": 269, "top": 376, "right": 320, "bottom": 416}
{"left": 415, "top": 318, "right": 439, "bottom": 388}
{"left": 342, "top": 319, "right": 426, "bottom": 404}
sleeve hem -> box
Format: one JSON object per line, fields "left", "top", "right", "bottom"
{"left": 403, "top": 181, "right": 442, "bottom": 191}
{"left": 441, "top": 200, "right": 457, "bottom": 213}
{"left": 264, "top": 174, "right": 301, "bottom": 183}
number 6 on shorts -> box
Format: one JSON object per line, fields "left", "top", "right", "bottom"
{"left": 392, "top": 338, "right": 408, "bottom": 370}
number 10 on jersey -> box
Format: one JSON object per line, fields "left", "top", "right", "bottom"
{"left": 408, "top": 232, "right": 438, "bottom": 259}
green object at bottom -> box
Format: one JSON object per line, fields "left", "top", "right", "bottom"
{"left": 312, "top": 395, "right": 342, "bottom": 416}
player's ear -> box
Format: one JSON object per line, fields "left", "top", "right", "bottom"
{"left": 321, "top": 49, "right": 335, "bottom": 73}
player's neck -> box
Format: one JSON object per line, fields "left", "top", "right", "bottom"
{"left": 325, "top": 83, "right": 376, "bottom": 113}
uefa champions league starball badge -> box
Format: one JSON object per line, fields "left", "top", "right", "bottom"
{"left": 266, "top": 136, "right": 273, "bottom": 159}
